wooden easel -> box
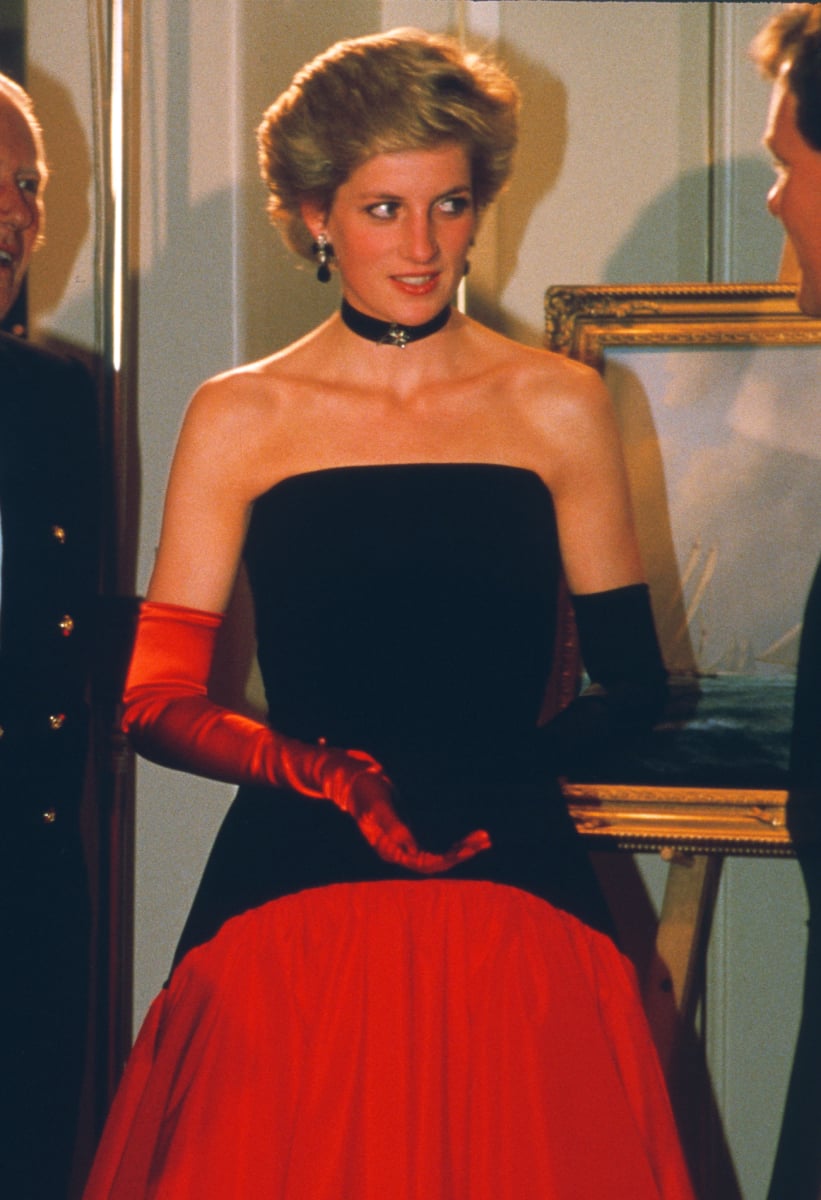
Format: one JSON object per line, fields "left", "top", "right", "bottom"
{"left": 642, "top": 850, "right": 723, "bottom": 1074}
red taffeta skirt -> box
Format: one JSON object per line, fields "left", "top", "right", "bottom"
{"left": 83, "top": 881, "right": 695, "bottom": 1200}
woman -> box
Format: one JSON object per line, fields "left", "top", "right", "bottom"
{"left": 84, "top": 29, "right": 694, "bottom": 1199}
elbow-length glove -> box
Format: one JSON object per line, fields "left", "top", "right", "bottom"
{"left": 539, "top": 583, "right": 668, "bottom": 774}
{"left": 122, "top": 600, "right": 490, "bottom": 873}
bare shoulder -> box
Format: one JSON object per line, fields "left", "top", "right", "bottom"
{"left": 181, "top": 355, "right": 285, "bottom": 430}
{"left": 462, "top": 324, "right": 624, "bottom": 502}
{"left": 177, "top": 349, "right": 306, "bottom": 462}
{"left": 472, "top": 329, "right": 643, "bottom": 589}
{"left": 527, "top": 351, "right": 615, "bottom": 451}
{"left": 470, "top": 324, "right": 614, "bottom": 436}
{"left": 499, "top": 337, "right": 607, "bottom": 408}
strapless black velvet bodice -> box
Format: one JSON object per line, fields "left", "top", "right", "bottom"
{"left": 245, "top": 464, "right": 558, "bottom": 761}
{"left": 173, "top": 465, "right": 613, "bottom": 968}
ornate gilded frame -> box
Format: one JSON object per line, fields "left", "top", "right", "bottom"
{"left": 545, "top": 283, "right": 821, "bottom": 856}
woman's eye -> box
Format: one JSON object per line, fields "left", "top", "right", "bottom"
{"left": 18, "top": 176, "right": 40, "bottom": 196}
{"left": 367, "top": 202, "right": 398, "bottom": 219}
{"left": 439, "top": 195, "right": 470, "bottom": 216}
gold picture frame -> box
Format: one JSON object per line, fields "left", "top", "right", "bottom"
{"left": 545, "top": 283, "right": 821, "bottom": 856}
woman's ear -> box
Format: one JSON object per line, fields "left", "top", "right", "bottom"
{"left": 300, "top": 201, "right": 327, "bottom": 242}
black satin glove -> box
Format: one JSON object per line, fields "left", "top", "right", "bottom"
{"left": 538, "top": 583, "right": 668, "bottom": 775}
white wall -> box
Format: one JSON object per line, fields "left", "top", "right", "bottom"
{"left": 27, "top": 4, "right": 800, "bottom": 1197}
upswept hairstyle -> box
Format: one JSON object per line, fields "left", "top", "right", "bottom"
{"left": 257, "top": 27, "right": 520, "bottom": 260}
{"left": 751, "top": 3, "right": 821, "bottom": 152}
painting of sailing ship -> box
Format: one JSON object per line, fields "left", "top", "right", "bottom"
{"left": 571, "top": 340, "right": 821, "bottom": 788}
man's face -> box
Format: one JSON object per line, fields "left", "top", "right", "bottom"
{"left": 0, "top": 95, "right": 42, "bottom": 323}
{"left": 764, "top": 75, "right": 821, "bottom": 317}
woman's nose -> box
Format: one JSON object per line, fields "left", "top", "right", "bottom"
{"left": 404, "top": 215, "right": 437, "bottom": 262}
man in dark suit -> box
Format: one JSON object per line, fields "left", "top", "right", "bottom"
{"left": 752, "top": 6, "right": 821, "bottom": 1196}
{"left": 0, "top": 72, "right": 100, "bottom": 1199}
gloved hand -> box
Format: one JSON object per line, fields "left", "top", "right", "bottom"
{"left": 337, "top": 765, "right": 491, "bottom": 871}
{"left": 122, "top": 600, "right": 491, "bottom": 873}
{"left": 539, "top": 582, "right": 668, "bottom": 773}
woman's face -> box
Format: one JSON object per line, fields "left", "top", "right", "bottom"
{"left": 310, "top": 141, "right": 476, "bottom": 324}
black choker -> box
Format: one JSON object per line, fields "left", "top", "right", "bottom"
{"left": 340, "top": 298, "right": 451, "bottom": 348}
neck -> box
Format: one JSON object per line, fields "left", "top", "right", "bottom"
{"left": 340, "top": 298, "right": 451, "bottom": 348}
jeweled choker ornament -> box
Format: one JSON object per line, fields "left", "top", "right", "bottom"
{"left": 340, "top": 298, "right": 451, "bottom": 348}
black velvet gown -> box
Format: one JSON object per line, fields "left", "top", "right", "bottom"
{"left": 84, "top": 464, "right": 694, "bottom": 1200}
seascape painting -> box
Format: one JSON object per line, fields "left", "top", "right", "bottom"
{"left": 579, "top": 342, "right": 821, "bottom": 788}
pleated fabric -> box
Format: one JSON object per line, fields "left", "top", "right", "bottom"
{"left": 84, "top": 881, "right": 694, "bottom": 1200}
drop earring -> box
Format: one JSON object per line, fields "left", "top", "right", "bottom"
{"left": 313, "top": 233, "right": 333, "bottom": 283}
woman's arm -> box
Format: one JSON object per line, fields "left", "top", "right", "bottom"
{"left": 125, "top": 374, "right": 490, "bottom": 873}
{"left": 539, "top": 361, "right": 645, "bottom": 597}
{"left": 529, "top": 359, "right": 668, "bottom": 764}
{"left": 146, "top": 375, "right": 260, "bottom": 613}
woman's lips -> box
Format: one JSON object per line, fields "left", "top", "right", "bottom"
{"left": 391, "top": 273, "right": 440, "bottom": 296}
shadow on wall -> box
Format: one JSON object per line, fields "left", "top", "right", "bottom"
{"left": 604, "top": 157, "right": 782, "bottom": 284}
{"left": 467, "top": 46, "right": 781, "bottom": 344}
{"left": 468, "top": 37, "right": 567, "bottom": 338}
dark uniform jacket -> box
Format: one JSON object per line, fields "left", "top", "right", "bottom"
{"left": 0, "top": 330, "right": 100, "bottom": 819}
{"left": 0, "top": 329, "right": 100, "bottom": 1200}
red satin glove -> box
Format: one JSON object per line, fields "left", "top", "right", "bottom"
{"left": 122, "top": 600, "right": 490, "bottom": 874}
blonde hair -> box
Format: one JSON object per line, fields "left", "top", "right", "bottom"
{"left": 257, "top": 28, "right": 520, "bottom": 260}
